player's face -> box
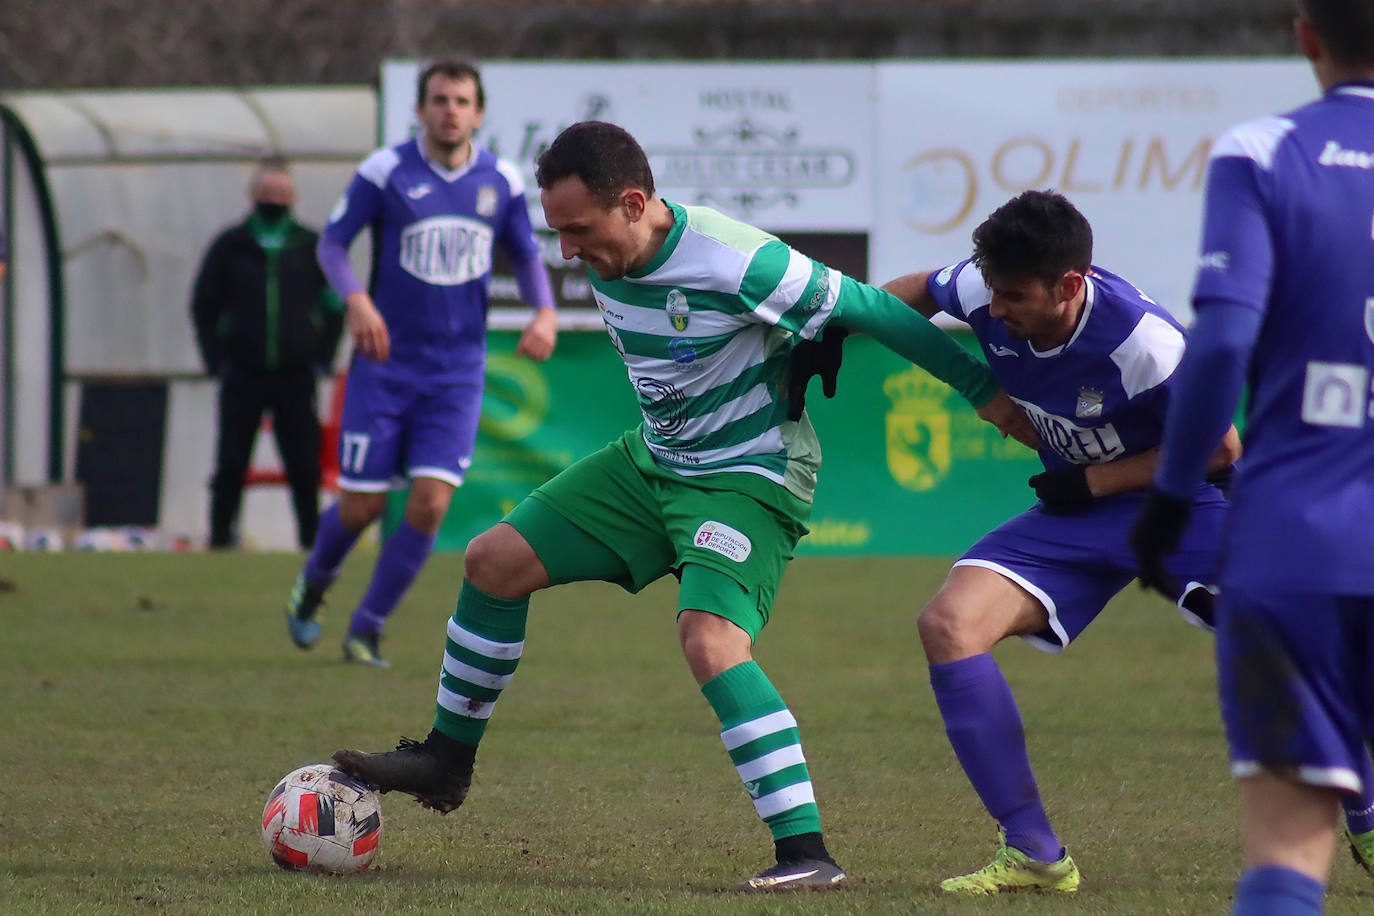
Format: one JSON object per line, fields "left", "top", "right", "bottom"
{"left": 541, "top": 176, "right": 642, "bottom": 281}
{"left": 251, "top": 170, "right": 296, "bottom": 207}
{"left": 985, "top": 271, "right": 1082, "bottom": 347}
{"left": 416, "top": 75, "right": 484, "bottom": 151}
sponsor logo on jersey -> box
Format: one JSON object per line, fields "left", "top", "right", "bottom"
{"left": 328, "top": 193, "right": 349, "bottom": 223}
{"left": 668, "top": 337, "right": 698, "bottom": 365}
{"left": 1020, "top": 400, "right": 1126, "bottom": 464}
{"left": 1301, "top": 361, "right": 1370, "bottom": 428}
{"left": 1318, "top": 140, "right": 1374, "bottom": 170}
{"left": 805, "top": 266, "right": 830, "bottom": 312}
{"left": 1365, "top": 298, "right": 1374, "bottom": 347}
{"left": 634, "top": 377, "right": 689, "bottom": 437}
{"left": 693, "top": 520, "right": 753, "bottom": 563}
{"left": 883, "top": 367, "right": 951, "bottom": 491}
{"left": 1075, "top": 387, "right": 1105, "bottom": 419}
{"left": 666, "top": 288, "right": 690, "bottom": 331}
{"left": 605, "top": 323, "right": 626, "bottom": 359}
{"left": 1198, "top": 251, "right": 1230, "bottom": 272}
{"left": 406, "top": 183, "right": 434, "bottom": 200}
{"left": 398, "top": 215, "right": 494, "bottom": 286}
{"left": 934, "top": 264, "right": 956, "bottom": 286}
{"left": 475, "top": 185, "right": 498, "bottom": 217}
{"left": 989, "top": 343, "right": 1018, "bottom": 358}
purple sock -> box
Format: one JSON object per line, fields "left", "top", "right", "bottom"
{"left": 302, "top": 503, "right": 362, "bottom": 586}
{"left": 348, "top": 518, "right": 436, "bottom": 635}
{"left": 1233, "top": 865, "right": 1324, "bottom": 915}
{"left": 929, "top": 653, "right": 1061, "bottom": 862}
{"left": 1344, "top": 751, "right": 1374, "bottom": 835}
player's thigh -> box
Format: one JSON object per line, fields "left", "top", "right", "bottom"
{"left": 918, "top": 563, "right": 1049, "bottom": 661}
{"left": 509, "top": 438, "right": 675, "bottom": 591}
{"left": 662, "top": 481, "right": 809, "bottom": 641}
{"left": 402, "top": 376, "right": 483, "bottom": 488}
{"left": 957, "top": 504, "right": 1132, "bottom": 654}
{"left": 336, "top": 366, "right": 408, "bottom": 491}
{"left": 1217, "top": 588, "right": 1373, "bottom": 793}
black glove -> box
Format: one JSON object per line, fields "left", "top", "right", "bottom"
{"left": 786, "top": 325, "right": 849, "bottom": 422}
{"left": 1205, "top": 464, "right": 1235, "bottom": 498}
{"left": 1130, "top": 487, "right": 1193, "bottom": 599}
{"left": 1028, "top": 466, "right": 1094, "bottom": 514}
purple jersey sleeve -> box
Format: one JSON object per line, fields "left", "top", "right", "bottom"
{"left": 1155, "top": 152, "right": 1275, "bottom": 496}
{"left": 319, "top": 171, "right": 385, "bottom": 299}
{"left": 925, "top": 260, "right": 975, "bottom": 320}
{"left": 500, "top": 196, "right": 554, "bottom": 310}
{"left": 317, "top": 234, "right": 363, "bottom": 300}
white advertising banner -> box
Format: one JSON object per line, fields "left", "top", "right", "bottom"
{"left": 381, "top": 60, "right": 874, "bottom": 232}
{"left": 872, "top": 60, "right": 1316, "bottom": 321}
{"left": 381, "top": 58, "right": 1318, "bottom": 322}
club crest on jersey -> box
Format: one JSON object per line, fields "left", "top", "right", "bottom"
{"left": 475, "top": 185, "right": 498, "bottom": 217}
{"left": 1365, "top": 297, "right": 1374, "bottom": 346}
{"left": 1075, "top": 387, "right": 1104, "bottom": 419}
{"left": 666, "top": 289, "right": 690, "bottom": 332}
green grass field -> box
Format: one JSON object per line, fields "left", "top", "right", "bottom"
{"left": 2, "top": 551, "right": 1370, "bottom": 914}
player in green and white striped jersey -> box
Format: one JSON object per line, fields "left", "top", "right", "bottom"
{"left": 332, "top": 121, "right": 1039, "bottom": 893}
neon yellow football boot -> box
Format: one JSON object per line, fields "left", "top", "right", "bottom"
{"left": 940, "top": 830, "right": 1081, "bottom": 895}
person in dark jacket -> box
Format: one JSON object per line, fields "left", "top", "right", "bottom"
{"left": 192, "top": 155, "right": 344, "bottom": 549}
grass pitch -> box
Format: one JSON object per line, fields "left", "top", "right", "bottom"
{"left": 1, "top": 551, "right": 1371, "bottom": 914}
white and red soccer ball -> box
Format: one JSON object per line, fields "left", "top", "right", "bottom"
{"left": 261, "top": 764, "right": 383, "bottom": 874}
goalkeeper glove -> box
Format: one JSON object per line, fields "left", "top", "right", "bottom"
{"left": 1028, "top": 465, "right": 1094, "bottom": 514}
{"left": 786, "top": 324, "right": 849, "bottom": 422}
{"left": 1130, "top": 486, "right": 1192, "bottom": 599}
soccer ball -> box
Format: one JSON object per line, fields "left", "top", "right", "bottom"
{"left": 261, "top": 764, "right": 383, "bottom": 874}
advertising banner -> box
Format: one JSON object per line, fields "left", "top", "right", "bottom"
{"left": 379, "top": 60, "right": 875, "bottom": 310}
{"left": 871, "top": 60, "right": 1314, "bottom": 321}
{"left": 393, "top": 331, "right": 1043, "bottom": 557}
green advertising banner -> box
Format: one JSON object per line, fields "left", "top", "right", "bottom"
{"left": 387, "top": 327, "right": 1044, "bottom": 556}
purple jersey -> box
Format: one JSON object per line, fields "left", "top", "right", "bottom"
{"left": 324, "top": 137, "right": 542, "bottom": 382}
{"left": 1187, "top": 82, "right": 1374, "bottom": 594}
{"left": 927, "top": 261, "right": 1187, "bottom": 471}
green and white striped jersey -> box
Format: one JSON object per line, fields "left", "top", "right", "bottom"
{"left": 588, "top": 201, "right": 850, "bottom": 502}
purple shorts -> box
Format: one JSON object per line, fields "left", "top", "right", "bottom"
{"left": 957, "top": 489, "right": 1227, "bottom": 652}
{"left": 1217, "top": 587, "right": 1374, "bottom": 794}
{"left": 336, "top": 359, "right": 484, "bottom": 491}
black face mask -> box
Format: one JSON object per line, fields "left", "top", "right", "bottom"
{"left": 254, "top": 201, "right": 290, "bottom": 222}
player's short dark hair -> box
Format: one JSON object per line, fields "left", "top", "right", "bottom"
{"left": 416, "top": 59, "right": 485, "bottom": 110}
{"left": 534, "top": 121, "right": 655, "bottom": 208}
{"left": 1298, "top": 0, "right": 1374, "bottom": 67}
{"left": 971, "top": 190, "right": 1093, "bottom": 289}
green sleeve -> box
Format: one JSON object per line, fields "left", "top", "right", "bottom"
{"left": 833, "top": 276, "right": 998, "bottom": 408}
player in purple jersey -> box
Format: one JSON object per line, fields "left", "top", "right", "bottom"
{"left": 283, "top": 60, "right": 558, "bottom": 668}
{"left": 1132, "top": 3, "right": 1374, "bottom": 912}
{"left": 883, "top": 190, "right": 1242, "bottom": 894}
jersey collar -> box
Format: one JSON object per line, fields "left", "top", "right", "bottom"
{"left": 626, "top": 199, "right": 687, "bottom": 280}
{"left": 1331, "top": 79, "right": 1374, "bottom": 102}
{"left": 415, "top": 134, "right": 479, "bottom": 182}
{"left": 1029, "top": 271, "right": 1096, "bottom": 359}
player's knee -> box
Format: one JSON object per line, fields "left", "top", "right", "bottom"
{"left": 917, "top": 600, "right": 968, "bottom": 661}
{"left": 463, "top": 524, "right": 541, "bottom": 598}
{"left": 337, "top": 492, "right": 385, "bottom": 531}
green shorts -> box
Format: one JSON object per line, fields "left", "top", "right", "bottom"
{"left": 505, "top": 428, "right": 811, "bottom": 639}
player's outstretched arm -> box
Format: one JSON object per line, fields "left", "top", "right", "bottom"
{"left": 879, "top": 271, "right": 941, "bottom": 319}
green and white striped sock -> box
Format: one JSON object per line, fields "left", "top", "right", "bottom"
{"left": 432, "top": 582, "right": 528, "bottom": 746}
{"left": 701, "top": 660, "right": 823, "bottom": 840}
